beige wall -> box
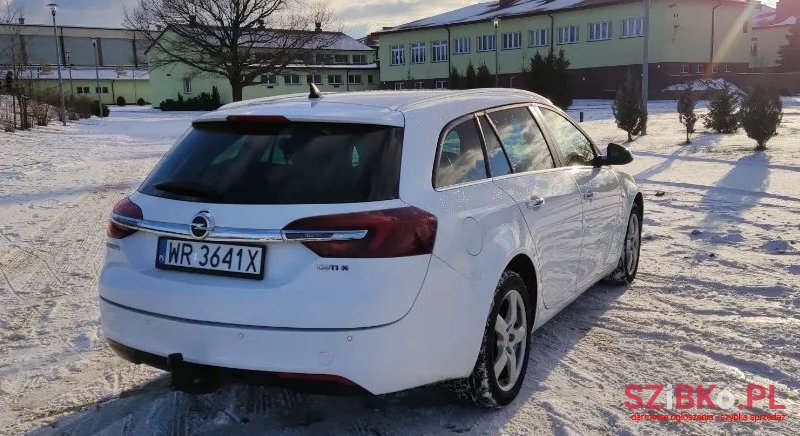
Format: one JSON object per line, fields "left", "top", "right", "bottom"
{"left": 378, "top": 0, "right": 755, "bottom": 82}
{"left": 750, "top": 25, "right": 791, "bottom": 69}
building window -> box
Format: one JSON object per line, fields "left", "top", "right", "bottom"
{"left": 750, "top": 38, "right": 758, "bottom": 56}
{"left": 432, "top": 40, "right": 448, "bottom": 62}
{"left": 696, "top": 64, "right": 704, "bottom": 74}
{"left": 182, "top": 78, "right": 192, "bottom": 93}
{"left": 588, "top": 21, "right": 612, "bottom": 41}
{"left": 394, "top": 82, "right": 404, "bottom": 90}
{"left": 725, "top": 65, "right": 733, "bottom": 73}
{"left": 529, "top": 29, "right": 550, "bottom": 47}
{"left": 96, "top": 86, "right": 109, "bottom": 94}
{"left": 435, "top": 80, "right": 447, "bottom": 89}
{"left": 367, "top": 74, "right": 374, "bottom": 84}
{"left": 261, "top": 74, "right": 277, "bottom": 85}
{"left": 76, "top": 87, "right": 83, "bottom": 94}
{"left": 477, "top": 34, "right": 496, "bottom": 52}
{"left": 316, "top": 53, "right": 332, "bottom": 64}
{"left": 328, "top": 74, "right": 343, "bottom": 85}
{"left": 415, "top": 82, "right": 425, "bottom": 89}
{"left": 712, "top": 65, "right": 720, "bottom": 73}
{"left": 390, "top": 45, "right": 405, "bottom": 65}
{"left": 348, "top": 74, "right": 362, "bottom": 84}
{"left": 681, "top": 64, "right": 690, "bottom": 74}
{"left": 284, "top": 74, "right": 301, "bottom": 85}
{"left": 334, "top": 54, "right": 349, "bottom": 64}
{"left": 306, "top": 74, "right": 322, "bottom": 85}
{"left": 622, "top": 17, "right": 645, "bottom": 38}
{"left": 453, "top": 36, "right": 471, "bottom": 54}
{"left": 557, "top": 25, "right": 579, "bottom": 44}
{"left": 352, "top": 54, "right": 367, "bottom": 64}
{"left": 502, "top": 32, "right": 522, "bottom": 49}
{"left": 743, "top": 21, "right": 749, "bottom": 34}
{"left": 81, "top": 86, "right": 89, "bottom": 93}
{"left": 411, "top": 42, "right": 426, "bottom": 63}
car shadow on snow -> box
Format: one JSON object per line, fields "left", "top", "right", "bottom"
{"left": 31, "top": 281, "right": 631, "bottom": 435}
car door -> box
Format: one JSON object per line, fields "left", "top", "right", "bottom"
{"left": 480, "top": 107, "right": 584, "bottom": 309}
{"left": 537, "top": 107, "right": 623, "bottom": 290}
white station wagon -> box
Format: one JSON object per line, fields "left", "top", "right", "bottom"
{"left": 101, "top": 88, "right": 642, "bottom": 406}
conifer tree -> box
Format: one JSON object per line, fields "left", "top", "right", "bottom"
{"left": 741, "top": 85, "right": 783, "bottom": 150}
{"left": 476, "top": 64, "right": 493, "bottom": 88}
{"left": 464, "top": 62, "right": 477, "bottom": 89}
{"left": 449, "top": 67, "right": 462, "bottom": 90}
{"left": 613, "top": 71, "right": 647, "bottom": 142}
{"left": 703, "top": 84, "right": 740, "bottom": 133}
{"left": 777, "top": 20, "right": 800, "bottom": 72}
{"left": 677, "top": 88, "right": 698, "bottom": 144}
{"left": 523, "top": 50, "right": 573, "bottom": 109}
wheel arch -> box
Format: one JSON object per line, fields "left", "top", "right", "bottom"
{"left": 505, "top": 253, "right": 538, "bottom": 327}
{"left": 633, "top": 192, "right": 644, "bottom": 219}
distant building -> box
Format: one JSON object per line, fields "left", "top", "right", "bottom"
{"left": 750, "top": 0, "right": 798, "bottom": 69}
{"left": 146, "top": 29, "right": 379, "bottom": 106}
{"left": 0, "top": 20, "right": 149, "bottom": 67}
{"left": 377, "top": 0, "right": 759, "bottom": 98}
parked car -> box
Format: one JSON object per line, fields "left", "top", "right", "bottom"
{"left": 100, "top": 88, "right": 642, "bottom": 407}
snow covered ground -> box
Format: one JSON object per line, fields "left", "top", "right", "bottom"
{"left": 1, "top": 100, "right": 798, "bottom": 435}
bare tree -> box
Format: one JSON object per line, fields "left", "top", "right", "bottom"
{"left": 125, "top": 0, "right": 339, "bottom": 102}
{"left": 1, "top": 4, "right": 30, "bottom": 130}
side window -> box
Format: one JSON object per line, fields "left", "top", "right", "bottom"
{"left": 478, "top": 116, "right": 512, "bottom": 177}
{"left": 539, "top": 108, "right": 596, "bottom": 166}
{"left": 487, "top": 107, "right": 554, "bottom": 173}
{"left": 435, "top": 118, "right": 488, "bottom": 188}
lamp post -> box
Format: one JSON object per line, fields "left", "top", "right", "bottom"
{"left": 92, "top": 38, "right": 103, "bottom": 117}
{"left": 641, "top": 0, "right": 651, "bottom": 135}
{"left": 493, "top": 18, "right": 500, "bottom": 87}
{"left": 47, "top": 2, "right": 67, "bottom": 126}
{"left": 65, "top": 50, "right": 74, "bottom": 95}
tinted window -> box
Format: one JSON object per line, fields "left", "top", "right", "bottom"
{"left": 140, "top": 122, "right": 403, "bottom": 204}
{"left": 435, "top": 118, "right": 488, "bottom": 187}
{"left": 478, "top": 116, "right": 512, "bottom": 177}
{"left": 487, "top": 107, "right": 554, "bottom": 173}
{"left": 540, "top": 108, "right": 595, "bottom": 166}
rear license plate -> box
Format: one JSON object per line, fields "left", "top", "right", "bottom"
{"left": 156, "top": 237, "right": 265, "bottom": 280}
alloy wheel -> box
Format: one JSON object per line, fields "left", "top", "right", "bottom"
{"left": 493, "top": 289, "right": 527, "bottom": 392}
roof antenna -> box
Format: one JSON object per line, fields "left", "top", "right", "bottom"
{"left": 309, "top": 82, "right": 322, "bottom": 99}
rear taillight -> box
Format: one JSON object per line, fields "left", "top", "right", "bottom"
{"left": 107, "top": 196, "right": 143, "bottom": 239}
{"left": 284, "top": 206, "right": 437, "bottom": 258}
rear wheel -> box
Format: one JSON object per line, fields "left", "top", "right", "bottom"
{"left": 454, "top": 270, "right": 532, "bottom": 407}
{"left": 606, "top": 204, "right": 642, "bottom": 285}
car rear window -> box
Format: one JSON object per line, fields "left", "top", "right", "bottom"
{"left": 139, "top": 121, "right": 404, "bottom": 204}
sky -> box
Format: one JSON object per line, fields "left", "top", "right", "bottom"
{"left": 5, "top": 0, "right": 781, "bottom": 38}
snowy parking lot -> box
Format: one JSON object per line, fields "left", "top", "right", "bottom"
{"left": 1, "top": 100, "right": 798, "bottom": 435}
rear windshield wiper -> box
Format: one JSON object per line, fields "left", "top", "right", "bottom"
{"left": 153, "top": 180, "right": 220, "bottom": 200}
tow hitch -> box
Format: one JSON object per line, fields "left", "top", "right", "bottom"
{"left": 168, "top": 353, "right": 220, "bottom": 394}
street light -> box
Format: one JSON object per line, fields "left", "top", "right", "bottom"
{"left": 493, "top": 18, "right": 500, "bottom": 87}
{"left": 92, "top": 38, "right": 103, "bottom": 117}
{"left": 47, "top": 2, "right": 67, "bottom": 126}
{"left": 65, "top": 50, "right": 73, "bottom": 95}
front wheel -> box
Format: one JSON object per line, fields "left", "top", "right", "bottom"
{"left": 454, "top": 270, "right": 532, "bottom": 407}
{"left": 606, "top": 204, "right": 642, "bottom": 285}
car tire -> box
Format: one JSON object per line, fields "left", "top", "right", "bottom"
{"left": 606, "top": 203, "right": 642, "bottom": 285}
{"left": 453, "top": 270, "right": 532, "bottom": 408}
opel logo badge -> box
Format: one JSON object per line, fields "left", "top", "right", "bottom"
{"left": 190, "top": 211, "right": 214, "bottom": 240}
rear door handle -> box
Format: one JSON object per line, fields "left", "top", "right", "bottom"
{"left": 526, "top": 195, "right": 545, "bottom": 209}
{"left": 583, "top": 192, "right": 595, "bottom": 200}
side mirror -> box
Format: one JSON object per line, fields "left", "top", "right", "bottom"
{"left": 594, "top": 143, "right": 634, "bottom": 166}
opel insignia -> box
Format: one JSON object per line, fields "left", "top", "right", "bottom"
{"left": 100, "top": 88, "right": 642, "bottom": 407}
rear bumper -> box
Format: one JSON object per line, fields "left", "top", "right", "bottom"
{"left": 99, "top": 256, "right": 488, "bottom": 395}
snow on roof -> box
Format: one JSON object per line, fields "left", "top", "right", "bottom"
{"left": 8, "top": 67, "right": 149, "bottom": 81}
{"left": 663, "top": 78, "right": 742, "bottom": 94}
{"left": 384, "top": 0, "right": 749, "bottom": 33}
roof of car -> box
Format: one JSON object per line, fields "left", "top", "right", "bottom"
{"left": 197, "top": 89, "right": 551, "bottom": 127}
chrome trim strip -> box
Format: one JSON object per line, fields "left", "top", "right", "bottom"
{"left": 111, "top": 213, "right": 368, "bottom": 243}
